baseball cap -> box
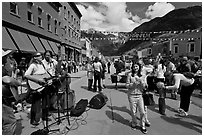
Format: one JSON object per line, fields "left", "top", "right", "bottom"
{"left": 2, "top": 50, "right": 13, "bottom": 57}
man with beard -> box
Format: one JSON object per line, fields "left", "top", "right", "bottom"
{"left": 41, "top": 50, "right": 58, "bottom": 110}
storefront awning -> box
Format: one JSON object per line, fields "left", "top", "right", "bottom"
{"left": 47, "top": 40, "right": 58, "bottom": 55}
{"left": 2, "top": 27, "right": 18, "bottom": 50}
{"left": 61, "top": 44, "right": 65, "bottom": 55}
{"left": 27, "top": 35, "right": 45, "bottom": 53}
{"left": 39, "top": 38, "right": 53, "bottom": 53}
{"left": 7, "top": 28, "right": 36, "bottom": 52}
{"left": 81, "top": 49, "right": 86, "bottom": 55}
{"left": 75, "top": 48, "right": 81, "bottom": 53}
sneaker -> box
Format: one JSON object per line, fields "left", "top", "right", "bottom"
{"left": 178, "top": 111, "right": 188, "bottom": 117}
{"left": 130, "top": 122, "right": 137, "bottom": 130}
{"left": 31, "top": 121, "right": 40, "bottom": 126}
{"left": 141, "top": 127, "right": 148, "bottom": 134}
{"left": 177, "top": 108, "right": 184, "bottom": 113}
{"left": 145, "top": 121, "right": 151, "bottom": 127}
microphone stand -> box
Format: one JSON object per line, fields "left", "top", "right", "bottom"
{"left": 64, "top": 74, "right": 70, "bottom": 126}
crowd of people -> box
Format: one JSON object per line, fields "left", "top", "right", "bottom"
{"left": 112, "top": 54, "right": 202, "bottom": 134}
{"left": 2, "top": 50, "right": 73, "bottom": 134}
{"left": 86, "top": 56, "right": 109, "bottom": 93}
{"left": 2, "top": 49, "right": 202, "bottom": 134}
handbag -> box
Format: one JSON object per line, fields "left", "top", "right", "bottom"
{"left": 142, "top": 91, "right": 155, "bottom": 106}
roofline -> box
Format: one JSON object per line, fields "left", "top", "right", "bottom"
{"left": 68, "top": 2, "right": 82, "bottom": 18}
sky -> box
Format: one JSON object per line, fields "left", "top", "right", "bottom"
{"left": 76, "top": 1, "right": 202, "bottom": 32}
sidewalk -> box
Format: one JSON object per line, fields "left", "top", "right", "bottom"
{"left": 14, "top": 70, "right": 202, "bottom": 135}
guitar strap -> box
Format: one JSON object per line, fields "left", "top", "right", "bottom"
{"left": 41, "top": 61, "right": 62, "bottom": 86}
{"left": 41, "top": 62, "right": 53, "bottom": 78}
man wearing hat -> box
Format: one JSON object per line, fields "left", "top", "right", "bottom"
{"left": 2, "top": 50, "right": 27, "bottom": 135}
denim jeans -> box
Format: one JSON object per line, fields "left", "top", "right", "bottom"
{"left": 128, "top": 94, "right": 145, "bottom": 127}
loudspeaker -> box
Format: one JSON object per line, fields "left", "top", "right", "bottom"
{"left": 88, "top": 93, "right": 107, "bottom": 109}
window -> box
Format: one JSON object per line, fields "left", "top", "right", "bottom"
{"left": 68, "top": 11, "right": 70, "bottom": 19}
{"left": 10, "top": 2, "right": 19, "bottom": 15}
{"left": 174, "top": 46, "right": 178, "bottom": 53}
{"left": 27, "top": 11, "right": 34, "bottom": 22}
{"left": 189, "top": 43, "right": 195, "bottom": 52}
{"left": 27, "top": 3, "right": 34, "bottom": 22}
{"left": 71, "top": 15, "right": 73, "bottom": 22}
{"left": 38, "top": 17, "right": 42, "bottom": 27}
{"left": 148, "top": 48, "right": 152, "bottom": 55}
{"left": 54, "top": 19, "right": 58, "bottom": 34}
{"left": 38, "top": 7, "right": 42, "bottom": 15}
{"left": 68, "top": 28, "right": 70, "bottom": 37}
{"left": 47, "top": 14, "right": 51, "bottom": 31}
{"left": 37, "top": 7, "right": 43, "bottom": 27}
{"left": 27, "top": 2, "right": 33, "bottom": 9}
{"left": 64, "top": 26, "right": 67, "bottom": 34}
{"left": 64, "top": 6, "right": 67, "bottom": 20}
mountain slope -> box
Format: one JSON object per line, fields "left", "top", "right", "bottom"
{"left": 116, "top": 5, "right": 202, "bottom": 55}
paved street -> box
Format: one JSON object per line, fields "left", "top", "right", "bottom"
{"left": 15, "top": 65, "right": 202, "bottom": 135}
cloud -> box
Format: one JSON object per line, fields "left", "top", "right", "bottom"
{"left": 77, "top": 2, "right": 142, "bottom": 32}
{"left": 145, "top": 2, "right": 175, "bottom": 19}
{"left": 76, "top": 2, "right": 175, "bottom": 32}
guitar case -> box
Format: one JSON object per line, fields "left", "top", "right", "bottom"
{"left": 59, "top": 90, "right": 76, "bottom": 110}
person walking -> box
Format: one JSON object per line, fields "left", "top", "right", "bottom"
{"left": 126, "top": 62, "right": 149, "bottom": 134}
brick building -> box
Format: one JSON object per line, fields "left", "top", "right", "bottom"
{"left": 2, "top": 2, "right": 82, "bottom": 63}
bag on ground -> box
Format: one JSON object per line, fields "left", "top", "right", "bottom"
{"left": 70, "top": 99, "right": 88, "bottom": 117}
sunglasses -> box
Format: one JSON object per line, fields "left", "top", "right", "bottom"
{"left": 34, "top": 54, "right": 42, "bottom": 57}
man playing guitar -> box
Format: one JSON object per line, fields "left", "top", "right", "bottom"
{"left": 42, "top": 50, "right": 58, "bottom": 111}
{"left": 24, "top": 52, "right": 48, "bottom": 126}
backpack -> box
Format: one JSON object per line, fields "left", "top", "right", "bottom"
{"left": 70, "top": 99, "right": 88, "bottom": 117}
{"left": 88, "top": 93, "right": 108, "bottom": 109}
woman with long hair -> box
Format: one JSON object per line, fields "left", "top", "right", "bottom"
{"left": 126, "top": 62, "right": 149, "bottom": 134}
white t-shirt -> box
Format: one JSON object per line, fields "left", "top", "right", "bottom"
{"left": 42, "top": 59, "right": 58, "bottom": 76}
{"left": 141, "top": 65, "right": 154, "bottom": 86}
{"left": 155, "top": 64, "right": 166, "bottom": 79}
{"left": 93, "top": 62, "right": 102, "bottom": 72}
{"left": 24, "top": 63, "right": 46, "bottom": 75}
{"left": 166, "top": 73, "right": 195, "bottom": 90}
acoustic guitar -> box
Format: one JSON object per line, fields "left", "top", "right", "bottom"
{"left": 27, "top": 73, "right": 55, "bottom": 90}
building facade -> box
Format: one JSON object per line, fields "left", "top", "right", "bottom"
{"left": 2, "top": 2, "right": 82, "bottom": 63}
{"left": 81, "top": 37, "right": 92, "bottom": 60}
{"left": 137, "top": 28, "right": 202, "bottom": 59}
{"left": 170, "top": 29, "right": 202, "bottom": 59}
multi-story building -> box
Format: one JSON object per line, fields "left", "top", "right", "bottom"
{"left": 170, "top": 28, "right": 202, "bottom": 59}
{"left": 81, "top": 37, "right": 92, "bottom": 60}
{"left": 2, "top": 2, "right": 82, "bottom": 63}
{"left": 136, "top": 28, "right": 202, "bottom": 59}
